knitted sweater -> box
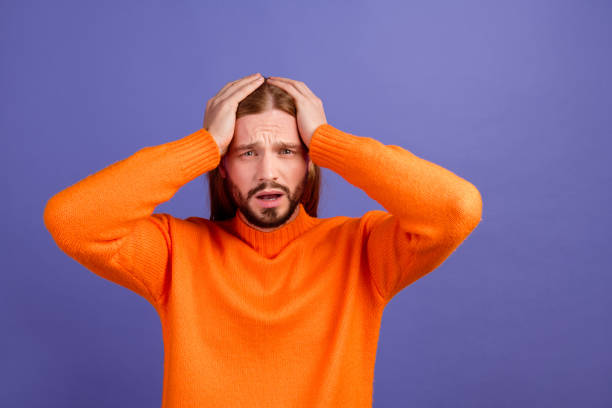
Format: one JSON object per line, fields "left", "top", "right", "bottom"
{"left": 43, "top": 123, "right": 482, "bottom": 407}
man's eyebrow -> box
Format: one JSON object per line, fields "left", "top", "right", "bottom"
{"left": 233, "top": 141, "right": 303, "bottom": 151}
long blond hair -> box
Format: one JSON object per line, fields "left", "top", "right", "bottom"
{"left": 207, "top": 78, "right": 321, "bottom": 221}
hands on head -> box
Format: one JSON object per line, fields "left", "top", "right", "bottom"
{"left": 202, "top": 73, "right": 327, "bottom": 156}
{"left": 203, "top": 73, "right": 264, "bottom": 156}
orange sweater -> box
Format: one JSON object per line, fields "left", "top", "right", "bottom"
{"left": 43, "top": 123, "right": 482, "bottom": 407}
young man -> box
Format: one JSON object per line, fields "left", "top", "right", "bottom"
{"left": 44, "top": 72, "right": 482, "bottom": 407}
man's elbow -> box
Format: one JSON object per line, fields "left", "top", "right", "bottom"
{"left": 43, "top": 194, "right": 74, "bottom": 243}
{"left": 449, "top": 185, "right": 483, "bottom": 240}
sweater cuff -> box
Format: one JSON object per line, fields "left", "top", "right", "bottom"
{"left": 167, "top": 128, "right": 221, "bottom": 181}
{"left": 308, "top": 123, "right": 363, "bottom": 174}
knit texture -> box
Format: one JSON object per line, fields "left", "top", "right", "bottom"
{"left": 43, "top": 123, "right": 482, "bottom": 407}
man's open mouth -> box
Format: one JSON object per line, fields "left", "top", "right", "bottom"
{"left": 256, "top": 194, "right": 283, "bottom": 201}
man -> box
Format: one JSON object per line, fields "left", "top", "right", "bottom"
{"left": 43, "top": 72, "right": 482, "bottom": 407}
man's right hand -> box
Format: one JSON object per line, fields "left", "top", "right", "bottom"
{"left": 203, "top": 72, "right": 264, "bottom": 156}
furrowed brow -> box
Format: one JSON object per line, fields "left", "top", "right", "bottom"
{"left": 234, "top": 141, "right": 303, "bottom": 151}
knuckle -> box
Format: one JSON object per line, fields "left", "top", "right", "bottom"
{"left": 218, "top": 99, "right": 233, "bottom": 110}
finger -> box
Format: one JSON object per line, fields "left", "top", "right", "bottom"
{"left": 268, "top": 76, "right": 316, "bottom": 100}
{"left": 220, "top": 75, "right": 264, "bottom": 105}
{"left": 267, "top": 77, "right": 306, "bottom": 98}
{"left": 214, "top": 76, "right": 248, "bottom": 98}
{"left": 267, "top": 77, "right": 306, "bottom": 99}
{"left": 216, "top": 73, "right": 261, "bottom": 99}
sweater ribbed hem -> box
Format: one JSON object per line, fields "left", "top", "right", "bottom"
{"left": 308, "top": 123, "right": 362, "bottom": 174}
{"left": 166, "top": 128, "right": 221, "bottom": 181}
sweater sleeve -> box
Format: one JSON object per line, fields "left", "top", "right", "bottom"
{"left": 43, "top": 128, "right": 221, "bottom": 307}
{"left": 308, "top": 124, "right": 483, "bottom": 304}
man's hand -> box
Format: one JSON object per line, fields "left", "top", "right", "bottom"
{"left": 266, "top": 76, "right": 327, "bottom": 148}
{"left": 203, "top": 72, "right": 265, "bottom": 156}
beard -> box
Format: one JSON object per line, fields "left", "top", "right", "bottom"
{"left": 223, "top": 174, "right": 307, "bottom": 229}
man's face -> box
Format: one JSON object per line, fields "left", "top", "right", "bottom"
{"left": 220, "top": 109, "right": 311, "bottom": 231}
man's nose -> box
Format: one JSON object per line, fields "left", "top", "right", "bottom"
{"left": 257, "top": 153, "right": 279, "bottom": 181}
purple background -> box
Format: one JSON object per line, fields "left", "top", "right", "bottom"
{"left": 2, "top": 0, "right": 611, "bottom": 406}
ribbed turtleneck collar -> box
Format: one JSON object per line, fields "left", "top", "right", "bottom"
{"left": 225, "top": 203, "right": 320, "bottom": 258}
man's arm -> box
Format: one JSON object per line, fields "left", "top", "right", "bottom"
{"left": 43, "top": 129, "right": 221, "bottom": 306}
{"left": 43, "top": 74, "right": 263, "bottom": 307}
{"left": 308, "top": 124, "right": 482, "bottom": 303}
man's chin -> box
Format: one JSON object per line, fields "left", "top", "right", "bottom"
{"left": 243, "top": 199, "right": 293, "bottom": 228}
{"left": 250, "top": 199, "right": 287, "bottom": 218}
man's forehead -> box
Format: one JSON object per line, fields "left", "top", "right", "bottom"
{"left": 232, "top": 138, "right": 303, "bottom": 151}
{"left": 233, "top": 125, "right": 301, "bottom": 148}
{"left": 232, "top": 110, "right": 302, "bottom": 147}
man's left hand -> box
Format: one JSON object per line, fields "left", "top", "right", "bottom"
{"left": 266, "top": 76, "right": 327, "bottom": 148}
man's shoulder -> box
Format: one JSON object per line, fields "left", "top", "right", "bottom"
{"left": 152, "top": 213, "right": 220, "bottom": 234}
{"left": 323, "top": 209, "right": 388, "bottom": 220}
{"left": 315, "top": 210, "right": 390, "bottom": 231}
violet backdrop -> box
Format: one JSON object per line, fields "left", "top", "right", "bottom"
{"left": 2, "top": 0, "right": 610, "bottom": 406}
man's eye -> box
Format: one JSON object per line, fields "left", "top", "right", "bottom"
{"left": 239, "top": 149, "right": 294, "bottom": 157}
